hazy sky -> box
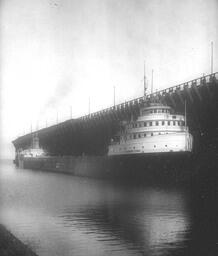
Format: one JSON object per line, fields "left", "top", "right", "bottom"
{"left": 1, "top": 0, "right": 217, "bottom": 158}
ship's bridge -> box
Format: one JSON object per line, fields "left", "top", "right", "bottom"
{"left": 140, "top": 103, "right": 172, "bottom": 116}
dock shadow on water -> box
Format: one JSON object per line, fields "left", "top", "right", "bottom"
{"left": 0, "top": 159, "right": 218, "bottom": 256}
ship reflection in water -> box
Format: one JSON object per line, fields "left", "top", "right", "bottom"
{"left": 0, "top": 160, "right": 217, "bottom": 256}
{"left": 60, "top": 190, "right": 189, "bottom": 256}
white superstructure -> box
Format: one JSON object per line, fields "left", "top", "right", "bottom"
{"left": 108, "top": 102, "right": 193, "bottom": 156}
{"left": 19, "top": 133, "right": 46, "bottom": 158}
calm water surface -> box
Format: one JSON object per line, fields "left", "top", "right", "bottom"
{"left": 0, "top": 160, "right": 218, "bottom": 256}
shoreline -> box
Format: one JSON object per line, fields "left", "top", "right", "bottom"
{"left": 0, "top": 224, "right": 38, "bottom": 256}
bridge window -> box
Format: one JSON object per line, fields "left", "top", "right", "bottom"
{"left": 134, "top": 134, "right": 136, "bottom": 139}
{"left": 172, "top": 115, "right": 176, "bottom": 119}
{"left": 151, "top": 133, "right": 153, "bottom": 136}
{"left": 149, "top": 122, "right": 152, "bottom": 126}
{"left": 138, "top": 134, "right": 141, "bottom": 138}
{"left": 168, "top": 121, "right": 170, "bottom": 125}
{"left": 173, "top": 121, "right": 176, "bottom": 126}
{"left": 154, "top": 109, "right": 157, "bottom": 113}
{"left": 144, "top": 122, "right": 147, "bottom": 127}
{"left": 144, "top": 133, "right": 147, "bottom": 137}
{"left": 158, "top": 109, "right": 161, "bottom": 113}
{"left": 162, "top": 121, "right": 165, "bottom": 125}
{"left": 156, "top": 121, "right": 159, "bottom": 126}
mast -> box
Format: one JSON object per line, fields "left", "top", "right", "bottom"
{"left": 151, "top": 69, "right": 154, "bottom": 94}
{"left": 211, "top": 41, "right": 213, "bottom": 74}
{"left": 185, "top": 99, "right": 187, "bottom": 150}
{"left": 70, "top": 106, "right": 72, "bottom": 119}
{"left": 113, "top": 86, "right": 116, "bottom": 107}
{"left": 185, "top": 99, "right": 187, "bottom": 129}
{"left": 88, "top": 97, "right": 90, "bottom": 116}
{"left": 56, "top": 111, "right": 58, "bottom": 124}
{"left": 143, "top": 61, "right": 147, "bottom": 96}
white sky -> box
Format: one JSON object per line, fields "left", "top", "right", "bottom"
{"left": 1, "top": 0, "right": 217, "bottom": 158}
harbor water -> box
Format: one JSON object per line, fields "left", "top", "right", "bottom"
{"left": 0, "top": 159, "right": 218, "bottom": 256}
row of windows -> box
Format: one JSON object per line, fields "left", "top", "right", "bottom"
{"left": 127, "top": 132, "right": 167, "bottom": 140}
{"left": 142, "top": 109, "right": 170, "bottom": 115}
{"left": 130, "top": 120, "right": 185, "bottom": 128}
{"left": 113, "top": 144, "right": 170, "bottom": 152}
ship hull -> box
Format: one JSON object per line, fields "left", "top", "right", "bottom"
{"left": 15, "top": 151, "right": 217, "bottom": 185}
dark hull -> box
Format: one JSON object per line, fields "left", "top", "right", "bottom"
{"left": 16, "top": 151, "right": 218, "bottom": 186}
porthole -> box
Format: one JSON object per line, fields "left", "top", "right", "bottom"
{"left": 165, "top": 145, "right": 167, "bottom": 147}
